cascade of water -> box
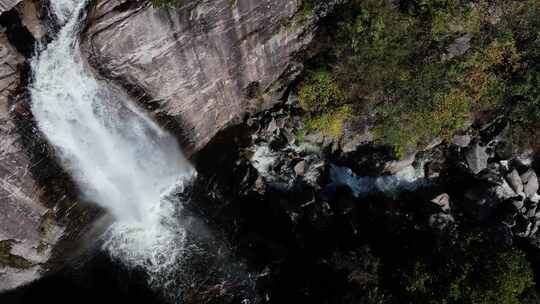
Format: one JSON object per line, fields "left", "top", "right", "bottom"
{"left": 30, "top": 0, "right": 194, "bottom": 295}
{"left": 49, "top": 0, "right": 76, "bottom": 25}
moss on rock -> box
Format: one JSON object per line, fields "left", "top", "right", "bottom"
{"left": 0, "top": 240, "right": 34, "bottom": 269}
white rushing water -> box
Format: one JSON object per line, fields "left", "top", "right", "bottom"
{"left": 30, "top": 0, "right": 194, "bottom": 292}
{"left": 329, "top": 164, "right": 426, "bottom": 198}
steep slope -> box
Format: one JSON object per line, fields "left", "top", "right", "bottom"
{"left": 0, "top": 28, "right": 65, "bottom": 291}
{"left": 82, "top": 0, "right": 314, "bottom": 155}
{"left": 0, "top": 2, "right": 99, "bottom": 291}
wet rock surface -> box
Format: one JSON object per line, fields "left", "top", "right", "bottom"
{"left": 0, "top": 3, "right": 100, "bottom": 291}
{"left": 0, "top": 28, "right": 51, "bottom": 291}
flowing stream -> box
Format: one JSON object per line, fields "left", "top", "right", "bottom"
{"left": 30, "top": 0, "right": 194, "bottom": 296}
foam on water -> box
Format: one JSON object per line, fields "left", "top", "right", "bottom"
{"left": 49, "top": 0, "right": 77, "bottom": 25}
{"left": 329, "top": 164, "right": 426, "bottom": 197}
{"left": 30, "top": 0, "right": 194, "bottom": 294}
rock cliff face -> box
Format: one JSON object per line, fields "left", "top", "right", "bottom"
{"left": 0, "top": 3, "right": 99, "bottom": 291}
{"left": 0, "top": 29, "right": 64, "bottom": 291}
{"left": 82, "top": 0, "right": 312, "bottom": 155}
{"left": 0, "top": 0, "right": 22, "bottom": 14}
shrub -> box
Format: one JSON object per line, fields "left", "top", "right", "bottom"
{"left": 401, "top": 231, "right": 534, "bottom": 304}
{"left": 333, "top": 0, "right": 419, "bottom": 101}
{"left": 297, "top": 70, "right": 351, "bottom": 140}
{"left": 325, "top": 0, "right": 493, "bottom": 155}
{"left": 377, "top": 88, "right": 472, "bottom": 157}
{"left": 298, "top": 70, "right": 344, "bottom": 113}
{"left": 457, "top": 250, "right": 533, "bottom": 304}
{"left": 0, "top": 240, "right": 33, "bottom": 269}
{"left": 504, "top": 1, "right": 540, "bottom": 151}
{"left": 304, "top": 105, "right": 352, "bottom": 140}
{"left": 300, "top": 0, "right": 540, "bottom": 154}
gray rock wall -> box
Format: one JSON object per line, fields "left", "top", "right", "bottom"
{"left": 0, "top": 30, "right": 65, "bottom": 291}
{"left": 0, "top": 2, "right": 101, "bottom": 291}
{"left": 82, "top": 0, "right": 312, "bottom": 155}
{"left": 0, "top": 0, "right": 22, "bottom": 14}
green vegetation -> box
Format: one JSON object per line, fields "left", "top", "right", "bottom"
{"left": 36, "top": 241, "right": 49, "bottom": 255}
{"left": 0, "top": 240, "right": 34, "bottom": 269}
{"left": 291, "top": 4, "right": 540, "bottom": 297}
{"left": 505, "top": 2, "right": 540, "bottom": 150}
{"left": 314, "top": 210, "right": 536, "bottom": 304}
{"left": 151, "top": 0, "right": 180, "bottom": 8}
{"left": 298, "top": 70, "right": 350, "bottom": 139}
{"left": 400, "top": 233, "right": 534, "bottom": 304}
{"left": 305, "top": 105, "right": 352, "bottom": 140}
{"left": 298, "top": 70, "right": 344, "bottom": 113}
{"left": 295, "top": 0, "right": 540, "bottom": 155}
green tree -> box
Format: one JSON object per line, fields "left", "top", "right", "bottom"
{"left": 402, "top": 232, "right": 534, "bottom": 304}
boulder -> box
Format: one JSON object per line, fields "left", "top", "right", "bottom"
{"left": 294, "top": 160, "right": 306, "bottom": 177}
{"left": 532, "top": 193, "right": 540, "bottom": 204}
{"left": 511, "top": 197, "right": 525, "bottom": 210}
{"left": 531, "top": 223, "right": 539, "bottom": 237}
{"left": 452, "top": 134, "right": 471, "bottom": 147}
{"left": 521, "top": 170, "right": 539, "bottom": 199}
{"left": 304, "top": 160, "right": 326, "bottom": 188}
{"left": 443, "top": 33, "right": 473, "bottom": 61}
{"left": 14, "top": 0, "right": 45, "bottom": 40}
{"left": 527, "top": 206, "right": 538, "bottom": 219}
{"left": 340, "top": 130, "right": 373, "bottom": 154}
{"left": 494, "top": 178, "right": 518, "bottom": 200}
{"left": 505, "top": 169, "right": 524, "bottom": 195}
{"left": 384, "top": 152, "right": 416, "bottom": 175}
{"left": 515, "top": 152, "right": 534, "bottom": 167}
{"left": 465, "top": 142, "right": 489, "bottom": 175}
{"left": 515, "top": 215, "right": 533, "bottom": 238}
{"left": 429, "top": 213, "right": 454, "bottom": 230}
{"left": 430, "top": 193, "right": 451, "bottom": 213}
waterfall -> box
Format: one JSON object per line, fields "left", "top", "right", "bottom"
{"left": 30, "top": 0, "right": 194, "bottom": 295}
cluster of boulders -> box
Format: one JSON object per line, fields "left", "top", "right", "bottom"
{"left": 464, "top": 158, "right": 539, "bottom": 240}
{"left": 427, "top": 193, "right": 455, "bottom": 230}
{"left": 243, "top": 99, "right": 540, "bottom": 250}
{"left": 245, "top": 106, "right": 328, "bottom": 193}
{"left": 415, "top": 121, "right": 540, "bottom": 245}
{"left": 186, "top": 94, "right": 540, "bottom": 304}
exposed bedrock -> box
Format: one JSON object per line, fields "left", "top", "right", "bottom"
{"left": 0, "top": 2, "right": 100, "bottom": 291}
{"left": 0, "top": 23, "right": 51, "bottom": 291}
{"left": 81, "top": 0, "right": 319, "bottom": 155}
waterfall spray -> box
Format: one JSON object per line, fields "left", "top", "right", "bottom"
{"left": 30, "top": 0, "right": 194, "bottom": 295}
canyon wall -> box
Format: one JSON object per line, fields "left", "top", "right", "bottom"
{"left": 82, "top": 0, "right": 314, "bottom": 155}
{"left": 0, "top": 25, "right": 65, "bottom": 291}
